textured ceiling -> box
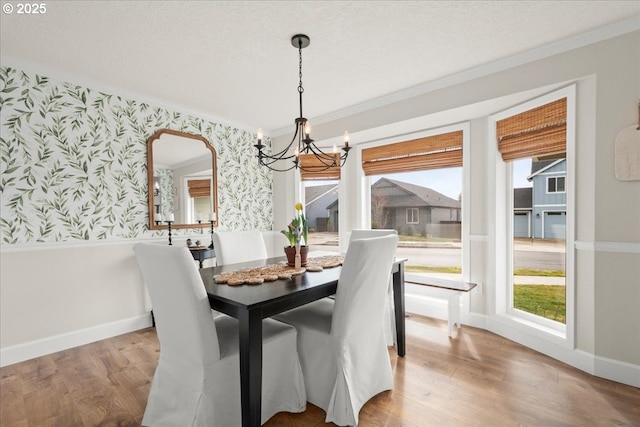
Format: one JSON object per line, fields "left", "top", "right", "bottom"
{"left": 1, "top": 1, "right": 639, "bottom": 136}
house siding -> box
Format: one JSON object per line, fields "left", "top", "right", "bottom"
{"left": 306, "top": 189, "right": 338, "bottom": 231}
{"left": 531, "top": 160, "right": 567, "bottom": 239}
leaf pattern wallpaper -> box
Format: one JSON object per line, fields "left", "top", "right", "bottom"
{"left": 154, "top": 167, "right": 175, "bottom": 218}
{"left": 0, "top": 66, "right": 273, "bottom": 244}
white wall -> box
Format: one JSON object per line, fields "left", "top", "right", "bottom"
{"left": 0, "top": 64, "right": 272, "bottom": 367}
{"left": 1, "top": 240, "right": 152, "bottom": 366}
{"left": 272, "top": 29, "right": 640, "bottom": 386}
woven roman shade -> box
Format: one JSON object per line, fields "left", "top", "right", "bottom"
{"left": 497, "top": 98, "right": 567, "bottom": 161}
{"left": 187, "top": 179, "right": 211, "bottom": 198}
{"left": 299, "top": 153, "right": 341, "bottom": 181}
{"left": 361, "top": 130, "right": 463, "bottom": 176}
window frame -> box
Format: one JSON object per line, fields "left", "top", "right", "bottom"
{"left": 547, "top": 176, "right": 566, "bottom": 194}
{"left": 489, "top": 84, "right": 575, "bottom": 347}
{"left": 406, "top": 208, "right": 419, "bottom": 224}
{"left": 354, "top": 122, "right": 471, "bottom": 293}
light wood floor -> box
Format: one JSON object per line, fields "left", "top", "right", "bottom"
{"left": 2, "top": 314, "right": 639, "bottom": 426}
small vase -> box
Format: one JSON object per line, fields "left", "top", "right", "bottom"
{"left": 284, "top": 245, "right": 308, "bottom": 267}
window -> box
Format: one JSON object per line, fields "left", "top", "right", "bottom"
{"left": 493, "top": 90, "right": 573, "bottom": 339}
{"left": 369, "top": 168, "right": 463, "bottom": 284}
{"left": 362, "top": 127, "right": 465, "bottom": 287}
{"left": 406, "top": 208, "right": 419, "bottom": 224}
{"left": 303, "top": 179, "right": 339, "bottom": 247}
{"left": 512, "top": 161, "right": 566, "bottom": 325}
{"left": 547, "top": 176, "right": 566, "bottom": 193}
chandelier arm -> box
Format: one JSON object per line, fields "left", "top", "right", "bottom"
{"left": 259, "top": 158, "right": 299, "bottom": 172}
{"left": 304, "top": 144, "right": 342, "bottom": 168}
{"left": 261, "top": 123, "right": 302, "bottom": 160}
{"left": 260, "top": 152, "right": 297, "bottom": 163}
{"left": 306, "top": 142, "right": 340, "bottom": 160}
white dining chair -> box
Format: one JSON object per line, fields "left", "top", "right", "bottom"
{"left": 212, "top": 230, "right": 268, "bottom": 265}
{"left": 349, "top": 229, "right": 398, "bottom": 347}
{"left": 273, "top": 234, "right": 399, "bottom": 426}
{"left": 133, "top": 243, "right": 306, "bottom": 426}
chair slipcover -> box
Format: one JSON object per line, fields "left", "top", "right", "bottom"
{"left": 349, "top": 229, "right": 398, "bottom": 346}
{"left": 273, "top": 234, "right": 399, "bottom": 426}
{"left": 212, "top": 230, "right": 268, "bottom": 265}
{"left": 133, "top": 243, "right": 306, "bottom": 426}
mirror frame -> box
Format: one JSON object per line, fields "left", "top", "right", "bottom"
{"left": 147, "top": 129, "right": 218, "bottom": 230}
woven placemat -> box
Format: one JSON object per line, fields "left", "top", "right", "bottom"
{"left": 214, "top": 255, "right": 344, "bottom": 286}
{"left": 306, "top": 255, "right": 344, "bottom": 270}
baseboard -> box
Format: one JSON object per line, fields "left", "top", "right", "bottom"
{"left": 461, "top": 311, "right": 488, "bottom": 330}
{"left": 485, "top": 315, "right": 640, "bottom": 388}
{"left": 0, "top": 313, "right": 153, "bottom": 367}
{"left": 409, "top": 309, "right": 639, "bottom": 388}
{"left": 595, "top": 354, "right": 640, "bottom": 388}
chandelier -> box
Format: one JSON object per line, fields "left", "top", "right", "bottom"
{"left": 254, "top": 34, "right": 351, "bottom": 172}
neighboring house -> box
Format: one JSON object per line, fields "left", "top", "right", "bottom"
{"left": 304, "top": 184, "right": 339, "bottom": 231}
{"left": 514, "top": 187, "right": 533, "bottom": 238}
{"left": 513, "top": 159, "right": 567, "bottom": 239}
{"left": 372, "top": 178, "right": 461, "bottom": 238}
{"left": 529, "top": 158, "right": 567, "bottom": 239}
{"left": 325, "top": 198, "right": 340, "bottom": 233}
{"left": 325, "top": 178, "right": 461, "bottom": 238}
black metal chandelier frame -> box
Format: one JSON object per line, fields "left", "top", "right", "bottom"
{"left": 254, "top": 34, "right": 350, "bottom": 172}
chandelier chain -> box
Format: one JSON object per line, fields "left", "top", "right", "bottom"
{"left": 298, "top": 44, "right": 304, "bottom": 94}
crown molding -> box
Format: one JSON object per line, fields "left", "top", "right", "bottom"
{"left": 0, "top": 55, "right": 256, "bottom": 134}
{"left": 272, "top": 15, "right": 640, "bottom": 138}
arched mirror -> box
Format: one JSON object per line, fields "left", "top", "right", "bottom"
{"left": 147, "top": 129, "right": 218, "bottom": 230}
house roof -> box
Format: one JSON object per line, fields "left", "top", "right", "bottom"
{"left": 514, "top": 187, "right": 533, "bottom": 210}
{"left": 305, "top": 184, "right": 339, "bottom": 206}
{"left": 528, "top": 158, "right": 565, "bottom": 180}
{"left": 373, "top": 178, "right": 461, "bottom": 209}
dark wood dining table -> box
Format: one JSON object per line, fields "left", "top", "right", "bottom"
{"left": 199, "top": 253, "right": 406, "bottom": 427}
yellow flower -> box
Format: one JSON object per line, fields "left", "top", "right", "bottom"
{"left": 282, "top": 203, "right": 308, "bottom": 247}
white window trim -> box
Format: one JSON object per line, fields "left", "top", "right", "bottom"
{"left": 488, "top": 84, "right": 576, "bottom": 348}
{"left": 546, "top": 176, "right": 567, "bottom": 194}
{"left": 406, "top": 208, "right": 419, "bottom": 224}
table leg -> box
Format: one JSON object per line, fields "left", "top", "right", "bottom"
{"left": 239, "top": 308, "right": 263, "bottom": 427}
{"left": 392, "top": 262, "right": 406, "bottom": 357}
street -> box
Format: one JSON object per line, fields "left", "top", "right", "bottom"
{"left": 309, "top": 235, "right": 566, "bottom": 271}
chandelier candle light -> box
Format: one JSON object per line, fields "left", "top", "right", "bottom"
{"left": 254, "top": 34, "right": 351, "bottom": 172}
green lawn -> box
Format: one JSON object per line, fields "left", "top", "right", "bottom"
{"left": 405, "top": 265, "right": 566, "bottom": 323}
{"left": 514, "top": 285, "right": 566, "bottom": 324}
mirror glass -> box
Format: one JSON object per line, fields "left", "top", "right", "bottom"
{"left": 147, "top": 129, "right": 218, "bottom": 230}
